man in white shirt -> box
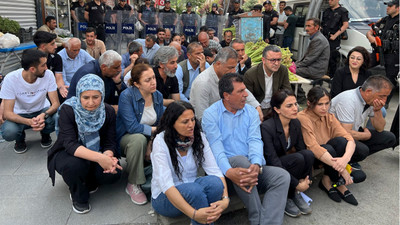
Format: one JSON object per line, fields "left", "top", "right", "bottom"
{"left": 275, "top": 1, "right": 288, "bottom": 47}
{"left": 0, "top": 49, "right": 60, "bottom": 153}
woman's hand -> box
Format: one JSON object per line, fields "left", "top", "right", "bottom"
{"left": 194, "top": 205, "right": 223, "bottom": 224}
{"left": 331, "top": 157, "right": 349, "bottom": 173}
{"left": 296, "top": 176, "right": 311, "bottom": 192}
{"left": 98, "top": 152, "right": 122, "bottom": 174}
{"left": 340, "top": 169, "right": 353, "bottom": 186}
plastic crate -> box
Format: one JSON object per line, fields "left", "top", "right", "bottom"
{"left": 18, "top": 27, "right": 33, "bottom": 43}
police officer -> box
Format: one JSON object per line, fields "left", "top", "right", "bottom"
{"left": 367, "top": 0, "right": 399, "bottom": 106}
{"left": 321, "top": 0, "right": 349, "bottom": 78}
{"left": 262, "top": 0, "right": 279, "bottom": 44}
{"left": 159, "top": 0, "right": 178, "bottom": 29}
{"left": 84, "top": 0, "right": 106, "bottom": 42}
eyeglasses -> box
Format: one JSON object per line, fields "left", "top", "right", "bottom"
{"left": 265, "top": 58, "right": 282, "bottom": 63}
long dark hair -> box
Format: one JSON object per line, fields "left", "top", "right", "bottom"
{"left": 265, "top": 89, "right": 296, "bottom": 120}
{"left": 307, "top": 86, "right": 330, "bottom": 109}
{"left": 345, "top": 46, "right": 370, "bottom": 71}
{"left": 154, "top": 101, "right": 204, "bottom": 180}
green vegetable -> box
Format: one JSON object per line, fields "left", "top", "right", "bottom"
{"left": 0, "top": 16, "right": 21, "bottom": 34}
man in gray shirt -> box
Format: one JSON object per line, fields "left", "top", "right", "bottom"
{"left": 330, "top": 75, "right": 396, "bottom": 162}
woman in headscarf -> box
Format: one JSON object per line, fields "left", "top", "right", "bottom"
{"left": 47, "top": 74, "right": 122, "bottom": 214}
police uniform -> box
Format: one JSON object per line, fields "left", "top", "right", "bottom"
{"left": 321, "top": 5, "right": 349, "bottom": 77}
{"left": 159, "top": 7, "right": 177, "bottom": 27}
{"left": 370, "top": 13, "right": 399, "bottom": 87}
{"left": 85, "top": 1, "right": 106, "bottom": 42}
{"left": 262, "top": 9, "right": 279, "bottom": 43}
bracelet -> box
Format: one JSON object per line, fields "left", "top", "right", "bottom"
{"left": 114, "top": 80, "right": 122, "bottom": 85}
{"left": 192, "top": 209, "right": 197, "bottom": 220}
{"left": 222, "top": 196, "right": 230, "bottom": 200}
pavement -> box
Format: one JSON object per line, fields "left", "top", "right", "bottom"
{"left": 0, "top": 87, "right": 398, "bottom": 225}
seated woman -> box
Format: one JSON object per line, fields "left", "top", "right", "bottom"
{"left": 331, "top": 46, "right": 372, "bottom": 98}
{"left": 151, "top": 101, "right": 229, "bottom": 225}
{"left": 48, "top": 74, "right": 122, "bottom": 214}
{"left": 116, "top": 63, "right": 164, "bottom": 205}
{"left": 261, "top": 89, "right": 314, "bottom": 217}
{"left": 298, "top": 86, "right": 364, "bottom": 206}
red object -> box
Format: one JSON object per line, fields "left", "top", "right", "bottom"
{"left": 156, "top": 0, "right": 165, "bottom": 6}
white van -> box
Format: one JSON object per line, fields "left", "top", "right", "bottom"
{"left": 284, "top": 0, "right": 387, "bottom": 64}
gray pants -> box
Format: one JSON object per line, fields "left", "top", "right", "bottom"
{"left": 228, "top": 156, "right": 290, "bottom": 225}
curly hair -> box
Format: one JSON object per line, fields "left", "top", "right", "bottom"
{"left": 154, "top": 101, "right": 204, "bottom": 180}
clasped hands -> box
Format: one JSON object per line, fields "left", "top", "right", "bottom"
{"left": 226, "top": 164, "right": 260, "bottom": 193}
{"left": 99, "top": 150, "right": 122, "bottom": 174}
{"left": 195, "top": 197, "right": 229, "bottom": 224}
{"left": 30, "top": 114, "right": 46, "bottom": 131}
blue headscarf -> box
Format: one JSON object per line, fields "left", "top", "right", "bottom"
{"left": 62, "top": 74, "right": 106, "bottom": 152}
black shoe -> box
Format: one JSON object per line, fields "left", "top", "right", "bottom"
{"left": 41, "top": 134, "right": 53, "bottom": 148}
{"left": 318, "top": 180, "right": 341, "bottom": 202}
{"left": 72, "top": 201, "right": 91, "bottom": 214}
{"left": 349, "top": 162, "right": 362, "bottom": 170}
{"left": 338, "top": 190, "right": 358, "bottom": 206}
{"left": 14, "top": 141, "right": 27, "bottom": 154}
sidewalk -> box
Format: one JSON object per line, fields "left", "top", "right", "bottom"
{"left": 0, "top": 92, "right": 398, "bottom": 225}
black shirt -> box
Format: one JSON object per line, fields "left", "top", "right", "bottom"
{"left": 47, "top": 53, "right": 63, "bottom": 75}
{"left": 85, "top": 1, "right": 106, "bottom": 25}
{"left": 330, "top": 66, "right": 371, "bottom": 98}
{"left": 220, "top": 40, "right": 230, "bottom": 47}
{"left": 181, "top": 11, "right": 197, "bottom": 27}
{"left": 322, "top": 6, "right": 349, "bottom": 48}
{"left": 159, "top": 8, "right": 177, "bottom": 26}
{"left": 153, "top": 67, "right": 179, "bottom": 99}
{"left": 227, "top": 8, "right": 244, "bottom": 27}
{"left": 262, "top": 9, "right": 279, "bottom": 39}
{"left": 113, "top": 3, "right": 132, "bottom": 11}
{"left": 138, "top": 5, "right": 157, "bottom": 24}
{"left": 376, "top": 14, "right": 399, "bottom": 53}
{"left": 71, "top": 2, "right": 86, "bottom": 21}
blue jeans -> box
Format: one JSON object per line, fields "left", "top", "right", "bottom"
{"left": 283, "top": 36, "right": 294, "bottom": 51}
{"left": 152, "top": 175, "right": 224, "bottom": 225}
{"left": 1, "top": 108, "right": 55, "bottom": 142}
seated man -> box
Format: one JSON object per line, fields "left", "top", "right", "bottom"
{"left": 330, "top": 75, "right": 396, "bottom": 162}
{"left": 197, "top": 31, "right": 222, "bottom": 53}
{"left": 202, "top": 73, "right": 290, "bottom": 225}
{"left": 204, "top": 48, "right": 216, "bottom": 65}
{"left": 0, "top": 49, "right": 60, "bottom": 153}
{"left": 207, "top": 28, "right": 220, "bottom": 42}
{"left": 220, "top": 30, "right": 233, "bottom": 48}
{"left": 175, "top": 42, "right": 210, "bottom": 102}
{"left": 156, "top": 27, "right": 166, "bottom": 46}
{"left": 33, "top": 31, "right": 65, "bottom": 101}
{"left": 168, "top": 41, "right": 185, "bottom": 63}
{"left": 152, "top": 46, "right": 180, "bottom": 106}
{"left": 190, "top": 47, "right": 263, "bottom": 121}
{"left": 37, "top": 16, "right": 66, "bottom": 48}
{"left": 244, "top": 45, "right": 292, "bottom": 116}
{"left": 230, "top": 39, "right": 252, "bottom": 75}
{"left": 295, "top": 18, "right": 330, "bottom": 80}
{"left": 67, "top": 50, "right": 126, "bottom": 112}
{"left": 121, "top": 41, "right": 143, "bottom": 76}
{"left": 83, "top": 27, "right": 106, "bottom": 60}
{"left": 135, "top": 34, "right": 160, "bottom": 65}
{"left": 58, "top": 38, "right": 94, "bottom": 102}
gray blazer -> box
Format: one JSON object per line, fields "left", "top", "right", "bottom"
{"left": 295, "top": 31, "right": 330, "bottom": 80}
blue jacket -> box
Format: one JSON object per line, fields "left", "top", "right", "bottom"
{"left": 116, "top": 86, "right": 164, "bottom": 145}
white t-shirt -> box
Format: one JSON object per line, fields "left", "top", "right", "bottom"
{"left": 0, "top": 68, "right": 57, "bottom": 114}
{"left": 140, "top": 104, "right": 157, "bottom": 125}
{"left": 261, "top": 72, "right": 274, "bottom": 109}
{"left": 276, "top": 11, "right": 287, "bottom": 35}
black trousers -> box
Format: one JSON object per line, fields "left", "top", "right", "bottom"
{"left": 279, "top": 150, "right": 314, "bottom": 198}
{"left": 328, "top": 47, "right": 340, "bottom": 78}
{"left": 356, "top": 129, "right": 396, "bottom": 156}
{"left": 55, "top": 151, "right": 121, "bottom": 203}
{"left": 318, "top": 137, "right": 368, "bottom": 182}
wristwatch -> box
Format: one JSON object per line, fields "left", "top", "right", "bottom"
{"left": 254, "top": 163, "right": 263, "bottom": 174}
{"left": 44, "top": 112, "right": 49, "bottom": 119}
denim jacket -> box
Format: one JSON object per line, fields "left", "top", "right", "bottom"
{"left": 116, "top": 86, "right": 164, "bottom": 144}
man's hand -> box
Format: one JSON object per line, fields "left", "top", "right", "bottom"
{"left": 296, "top": 176, "right": 311, "bottom": 192}
{"left": 329, "top": 33, "right": 338, "bottom": 41}
{"left": 226, "top": 167, "right": 258, "bottom": 193}
{"left": 58, "top": 85, "right": 69, "bottom": 98}
{"left": 129, "top": 53, "right": 139, "bottom": 65}
{"left": 362, "top": 127, "right": 372, "bottom": 140}
{"left": 256, "top": 106, "right": 264, "bottom": 122}
{"left": 372, "top": 98, "right": 385, "bottom": 112}
{"left": 30, "top": 114, "right": 46, "bottom": 131}
{"left": 239, "top": 54, "right": 248, "bottom": 67}
{"left": 197, "top": 53, "right": 206, "bottom": 71}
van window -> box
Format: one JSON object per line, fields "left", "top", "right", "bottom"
{"left": 293, "top": 3, "right": 309, "bottom": 27}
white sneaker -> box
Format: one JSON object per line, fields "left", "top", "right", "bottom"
{"left": 125, "top": 183, "right": 148, "bottom": 205}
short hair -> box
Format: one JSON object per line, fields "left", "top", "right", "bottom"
{"left": 219, "top": 73, "right": 244, "bottom": 99}
{"left": 214, "top": 47, "right": 238, "bottom": 64}
{"left": 223, "top": 30, "right": 233, "bottom": 36}
{"left": 279, "top": 1, "right": 286, "bottom": 5}
{"left": 203, "top": 48, "right": 214, "bottom": 58}
{"left": 85, "top": 27, "right": 97, "bottom": 34}
{"left": 307, "top": 86, "right": 330, "bottom": 109}
{"left": 262, "top": 45, "right": 281, "bottom": 57}
{"left": 128, "top": 41, "right": 142, "bottom": 55}
{"left": 187, "top": 42, "right": 202, "bottom": 54}
{"left": 230, "top": 38, "right": 245, "bottom": 47}
{"left": 134, "top": 57, "right": 149, "bottom": 66}
{"left": 146, "top": 34, "right": 157, "bottom": 42}
{"left": 129, "top": 63, "right": 152, "bottom": 86}
{"left": 65, "top": 38, "right": 81, "bottom": 49}
{"left": 33, "top": 31, "right": 57, "bottom": 47}
{"left": 345, "top": 46, "right": 370, "bottom": 71}
{"left": 153, "top": 46, "right": 178, "bottom": 66}
{"left": 99, "top": 50, "right": 122, "bottom": 67}
{"left": 171, "top": 33, "right": 181, "bottom": 40}
{"left": 253, "top": 4, "right": 263, "bottom": 11}
{"left": 157, "top": 27, "right": 166, "bottom": 33}
{"left": 199, "top": 25, "right": 209, "bottom": 32}
{"left": 45, "top": 16, "right": 56, "bottom": 24}
{"left": 306, "top": 17, "right": 321, "bottom": 27}
{"left": 207, "top": 28, "right": 216, "bottom": 33}
{"left": 361, "top": 75, "right": 394, "bottom": 92}
{"left": 265, "top": 89, "right": 295, "bottom": 119}
{"left": 283, "top": 6, "right": 292, "bottom": 11}
{"left": 21, "top": 49, "right": 47, "bottom": 70}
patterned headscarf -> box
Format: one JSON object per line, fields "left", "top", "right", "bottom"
{"left": 63, "top": 74, "right": 106, "bottom": 152}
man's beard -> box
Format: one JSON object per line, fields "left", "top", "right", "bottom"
{"left": 164, "top": 67, "right": 176, "bottom": 77}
